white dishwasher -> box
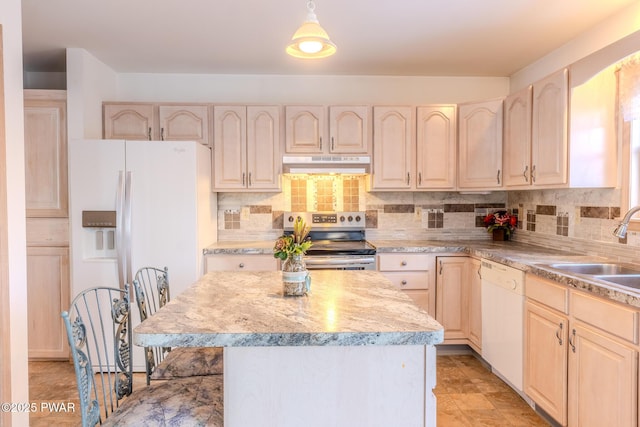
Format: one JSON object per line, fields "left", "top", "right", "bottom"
{"left": 480, "top": 259, "right": 526, "bottom": 395}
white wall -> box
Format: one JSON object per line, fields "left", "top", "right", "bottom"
{"left": 511, "top": 1, "right": 640, "bottom": 90}
{"left": 66, "top": 48, "right": 118, "bottom": 140}
{"left": 115, "top": 73, "right": 509, "bottom": 105}
{"left": 0, "top": 0, "right": 29, "bottom": 425}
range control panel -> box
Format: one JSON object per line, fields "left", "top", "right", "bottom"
{"left": 284, "top": 212, "right": 366, "bottom": 230}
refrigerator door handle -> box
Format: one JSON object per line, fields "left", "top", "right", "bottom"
{"left": 116, "top": 171, "right": 126, "bottom": 289}
{"left": 125, "top": 171, "right": 133, "bottom": 287}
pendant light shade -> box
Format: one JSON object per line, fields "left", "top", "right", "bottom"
{"left": 286, "top": 1, "right": 336, "bottom": 59}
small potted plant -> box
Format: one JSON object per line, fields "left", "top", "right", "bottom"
{"left": 274, "top": 217, "right": 313, "bottom": 295}
{"left": 483, "top": 210, "right": 517, "bottom": 241}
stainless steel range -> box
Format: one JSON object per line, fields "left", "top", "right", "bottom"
{"left": 284, "top": 211, "right": 376, "bottom": 270}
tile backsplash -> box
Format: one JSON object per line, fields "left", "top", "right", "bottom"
{"left": 215, "top": 176, "right": 640, "bottom": 262}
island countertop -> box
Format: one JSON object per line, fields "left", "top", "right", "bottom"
{"left": 133, "top": 270, "right": 444, "bottom": 348}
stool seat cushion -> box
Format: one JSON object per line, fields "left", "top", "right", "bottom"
{"left": 151, "top": 347, "right": 224, "bottom": 380}
{"left": 103, "top": 375, "right": 223, "bottom": 426}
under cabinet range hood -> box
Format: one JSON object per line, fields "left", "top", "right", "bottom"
{"left": 282, "top": 155, "right": 371, "bottom": 174}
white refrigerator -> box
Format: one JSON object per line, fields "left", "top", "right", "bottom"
{"left": 68, "top": 139, "right": 217, "bottom": 368}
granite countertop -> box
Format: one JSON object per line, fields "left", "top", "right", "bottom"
{"left": 205, "top": 240, "right": 274, "bottom": 255}
{"left": 205, "top": 239, "right": 640, "bottom": 308}
{"left": 133, "top": 270, "right": 444, "bottom": 348}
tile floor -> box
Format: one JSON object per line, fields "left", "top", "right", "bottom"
{"left": 29, "top": 354, "right": 549, "bottom": 426}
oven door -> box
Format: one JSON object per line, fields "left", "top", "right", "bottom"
{"left": 304, "top": 255, "right": 377, "bottom": 270}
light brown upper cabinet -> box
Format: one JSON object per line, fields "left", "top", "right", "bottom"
{"left": 504, "top": 70, "right": 568, "bottom": 188}
{"left": 285, "top": 105, "right": 371, "bottom": 154}
{"left": 24, "top": 90, "right": 68, "bottom": 218}
{"left": 371, "top": 106, "right": 415, "bottom": 190}
{"left": 531, "top": 69, "right": 569, "bottom": 187}
{"left": 503, "top": 86, "right": 533, "bottom": 187}
{"left": 213, "top": 105, "right": 281, "bottom": 191}
{"left": 416, "top": 105, "right": 456, "bottom": 189}
{"left": 457, "top": 98, "right": 504, "bottom": 190}
{"left": 103, "top": 102, "right": 210, "bottom": 146}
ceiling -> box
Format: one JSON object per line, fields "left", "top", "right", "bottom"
{"left": 21, "top": 0, "right": 637, "bottom": 77}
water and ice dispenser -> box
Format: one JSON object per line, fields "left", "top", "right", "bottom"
{"left": 81, "top": 210, "right": 117, "bottom": 259}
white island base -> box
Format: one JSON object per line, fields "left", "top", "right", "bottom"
{"left": 224, "top": 344, "right": 437, "bottom": 427}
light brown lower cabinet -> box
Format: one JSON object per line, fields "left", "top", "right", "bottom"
{"left": 26, "top": 246, "right": 70, "bottom": 359}
{"left": 525, "top": 300, "right": 568, "bottom": 424}
{"left": 378, "top": 253, "right": 436, "bottom": 317}
{"left": 436, "top": 256, "right": 468, "bottom": 342}
{"left": 467, "top": 257, "right": 482, "bottom": 352}
{"left": 524, "top": 274, "right": 638, "bottom": 427}
{"left": 568, "top": 323, "right": 637, "bottom": 427}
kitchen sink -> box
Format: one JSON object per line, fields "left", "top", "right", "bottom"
{"left": 594, "top": 274, "right": 640, "bottom": 290}
{"left": 545, "top": 263, "right": 640, "bottom": 276}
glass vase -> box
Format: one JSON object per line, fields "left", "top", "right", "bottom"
{"left": 282, "top": 253, "right": 310, "bottom": 296}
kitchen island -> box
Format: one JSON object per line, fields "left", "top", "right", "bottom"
{"left": 134, "top": 270, "right": 444, "bottom": 427}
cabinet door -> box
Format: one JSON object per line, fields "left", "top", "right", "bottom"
{"left": 532, "top": 69, "right": 568, "bottom": 186}
{"left": 213, "top": 106, "right": 247, "bottom": 190}
{"left": 404, "top": 290, "right": 431, "bottom": 316}
{"left": 372, "top": 106, "right": 415, "bottom": 190}
{"left": 524, "top": 300, "right": 568, "bottom": 426}
{"left": 328, "top": 106, "right": 371, "bottom": 154}
{"left": 436, "top": 257, "right": 468, "bottom": 341}
{"left": 24, "top": 94, "right": 68, "bottom": 217}
{"left": 103, "top": 103, "right": 155, "bottom": 140}
{"left": 467, "top": 258, "right": 482, "bottom": 351}
{"left": 158, "top": 105, "right": 210, "bottom": 146}
{"left": 503, "top": 86, "right": 532, "bottom": 188}
{"left": 27, "top": 246, "right": 70, "bottom": 359}
{"left": 416, "top": 105, "right": 456, "bottom": 189}
{"left": 285, "top": 106, "right": 325, "bottom": 153}
{"left": 568, "top": 324, "right": 637, "bottom": 427}
{"left": 247, "top": 106, "right": 281, "bottom": 190}
{"left": 457, "top": 99, "right": 503, "bottom": 189}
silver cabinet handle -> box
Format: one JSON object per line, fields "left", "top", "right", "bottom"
{"left": 401, "top": 280, "right": 407, "bottom": 286}
{"left": 407, "top": 172, "right": 410, "bottom": 185}
{"left": 496, "top": 169, "right": 501, "bottom": 185}
{"left": 401, "top": 260, "right": 407, "bottom": 266}
{"left": 477, "top": 265, "right": 481, "bottom": 279}
{"left": 331, "top": 136, "right": 334, "bottom": 151}
{"left": 523, "top": 165, "right": 529, "bottom": 182}
{"left": 239, "top": 263, "right": 245, "bottom": 268}
{"left": 161, "top": 127, "right": 165, "bottom": 141}
{"left": 248, "top": 172, "right": 252, "bottom": 186}
{"left": 555, "top": 322, "right": 563, "bottom": 345}
{"left": 439, "top": 260, "right": 443, "bottom": 275}
{"left": 148, "top": 127, "right": 152, "bottom": 140}
{"left": 418, "top": 172, "right": 422, "bottom": 186}
{"left": 319, "top": 137, "right": 322, "bottom": 150}
{"left": 569, "top": 328, "right": 576, "bottom": 353}
{"left": 531, "top": 165, "right": 536, "bottom": 183}
{"left": 242, "top": 172, "right": 246, "bottom": 186}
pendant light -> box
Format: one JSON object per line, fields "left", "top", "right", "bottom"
{"left": 286, "top": 0, "right": 337, "bottom": 59}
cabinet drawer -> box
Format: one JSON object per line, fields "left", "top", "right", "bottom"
{"left": 525, "top": 274, "right": 568, "bottom": 314}
{"left": 378, "top": 253, "right": 433, "bottom": 271}
{"left": 381, "top": 271, "right": 429, "bottom": 290}
{"left": 26, "top": 218, "right": 69, "bottom": 247}
{"left": 206, "top": 254, "right": 278, "bottom": 272}
{"left": 570, "top": 290, "right": 638, "bottom": 344}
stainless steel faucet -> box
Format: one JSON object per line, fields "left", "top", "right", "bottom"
{"left": 613, "top": 205, "right": 640, "bottom": 238}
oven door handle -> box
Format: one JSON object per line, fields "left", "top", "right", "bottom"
{"left": 304, "top": 256, "right": 376, "bottom": 266}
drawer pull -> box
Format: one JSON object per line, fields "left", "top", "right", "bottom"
{"left": 401, "top": 280, "right": 407, "bottom": 286}
{"left": 239, "top": 263, "right": 245, "bottom": 268}
{"left": 401, "top": 261, "right": 407, "bottom": 266}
